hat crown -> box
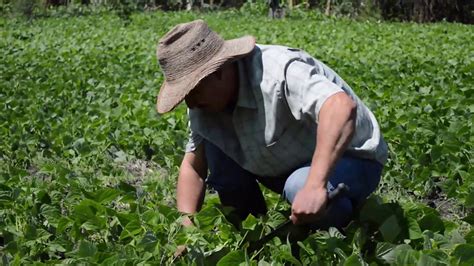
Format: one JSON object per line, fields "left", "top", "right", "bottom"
{"left": 157, "top": 20, "right": 224, "bottom": 81}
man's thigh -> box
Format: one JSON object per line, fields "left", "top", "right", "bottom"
{"left": 204, "top": 140, "right": 259, "bottom": 191}
{"left": 204, "top": 140, "right": 268, "bottom": 217}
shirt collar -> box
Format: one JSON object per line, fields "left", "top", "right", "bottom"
{"left": 235, "top": 58, "right": 257, "bottom": 109}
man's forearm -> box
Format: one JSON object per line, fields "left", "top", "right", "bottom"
{"left": 176, "top": 144, "right": 207, "bottom": 227}
{"left": 306, "top": 92, "right": 356, "bottom": 189}
{"left": 176, "top": 165, "right": 206, "bottom": 215}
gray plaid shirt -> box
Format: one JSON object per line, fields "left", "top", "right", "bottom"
{"left": 186, "top": 44, "right": 388, "bottom": 178}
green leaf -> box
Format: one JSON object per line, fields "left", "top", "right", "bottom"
{"left": 465, "top": 191, "right": 474, "bottom": 209}
{"left": 419, "top": 213, "right": 445, "bottom": 233}
{"left": 77, "top": 240, "right": 97, "bottom": 258}
{"left": 379, "top": 215, "right": 401, "bottom": 243}
{"left": 376, "top": 242, "right": 396, "bottom": 264}
{"left": 116, "top": 212, "right": 140, "bottom": 226}
{"left": 119, "top": 219, "right": 143, "bottom": 240}
{"left": 195, "top": 206, "right": 223, "bottom": 230}
{"left": 257, "top": 259, "right": 271, "bottom": 266}
{"left": 423, "top": 249, "right": 449, "bottom": 262}
{"left": 217, "top": 250, "right": 246, "bottom": 266}
{"left": 118, "top": 181, "right": 136, "bottom": 193}
{"left": 138, "top": 231, "right": 157, "bottom": 252}
{"left": 444, "top": 220, "right": 459, "bottom": 234}
{"left": 344, "top": 254, "right": 364, "bottom": 266}
{"left": 142, "top": 210, "right": 160, "bottom": 226}
{"left": 394, "top": 247, "right": 420, "bottom": 265}
{"left": 48, "top": 243, "right": 67, "bottom": 253}
{"left": 329, "top": 227, "right": 345, "bottom": 239}
{"left": 92, "top": 188, "right": 121, "bottom": 203}
{"left": 465, "top": 229, "right": 474, "bottom": 244}
{"left": 359, "top": 196, "right": 387, "bottom": 224}
{"left": 407, "top": 216, "right": 423, "bottom": 240}
{"left": 451, "top": 244, "right": 474, "bottom": 265}
{"left": 24, "top": 224, "right": 37, "bottom": 240}
{"left": 40, "top": 204, "right": 61, "bottom": 225}
{"left": 266, "top": 210, "right": 287, "bottom": 229}
{"left": 81, "top": 220, "right": 102, "bottom": 231}
{"left": 463, "top": 213, "right": 474, "bottom": 225}
{"left": 101, "top": 255, "right": 120, "bottom": 264}
{"left": 73, "top": 199, "right": 105, "bottom": 222}
{"left": 57, "top": 217, "right": 73, "bottom": 234}
{"left": 157, "top": 204, "right": 180, "bottom": 220}
{"left": 3, "top": 241, "right": 18, "bottom": 254}
{"left": 36, "top": 190, "right": 51, "bottom": 204}
{"left": 242, "top": 214, "right": 257, "bottom": 230}
{"left": 417, "top": 253, "right": 445, "bottom": 266}
{"left": 204, "top": 246, "right": 231, "bottom": 265}
{"left": 449, "top": 230, "right": 467, "bottom": 245}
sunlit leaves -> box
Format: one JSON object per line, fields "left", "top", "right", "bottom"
{"left": 0, "top": 8, "right": 472, "bottom": 265}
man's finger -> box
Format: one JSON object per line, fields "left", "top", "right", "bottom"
{"left": 290, "top": 214, "right": 298, "bottom": 224}
{"left": 290, "top": 213, "right": 307, "bottom": 225}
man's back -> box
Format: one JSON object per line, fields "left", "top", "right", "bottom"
{"left": 186, "top": 44, "right": 388, "bottom": 178}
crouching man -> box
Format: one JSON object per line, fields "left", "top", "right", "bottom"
{"left": 155, "top": 20, "right": 388, "bottom": 229}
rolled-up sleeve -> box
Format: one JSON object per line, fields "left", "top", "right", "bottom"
{"left": 284, "top": 60, "right": 345, "bottom": 123}
{"left": 185, "top": 109, "right": 204, "bottom": 152}
{"left": 185, "top": 128, "right": 203, "bottom": 152}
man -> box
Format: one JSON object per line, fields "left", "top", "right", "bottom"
{"left": 156, "top": 20, "right": 388, "bottom": 229}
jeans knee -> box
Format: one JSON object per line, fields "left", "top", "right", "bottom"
{"left": 283, "top": 166, "right": 310, "bottom": 203}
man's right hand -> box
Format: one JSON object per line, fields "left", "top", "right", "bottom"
{"left": 174, "top": 245, "right": 187, "bottom": 258}
{"left": 181, "top": 215, "right": 194, "bottom": 227}
{"left": 173, "top": 144, "right": 207, "bottom": 259}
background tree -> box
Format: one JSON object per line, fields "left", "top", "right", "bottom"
{"left": 2, "top": 0, "right": 472, "bottom": 23}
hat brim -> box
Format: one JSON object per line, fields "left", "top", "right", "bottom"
{"left": 156, "top": 35, "right": 256, "bottom": 114}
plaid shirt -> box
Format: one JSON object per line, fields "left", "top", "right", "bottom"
{"left": 185, "top": 44, "right": 388, "bottom": 178}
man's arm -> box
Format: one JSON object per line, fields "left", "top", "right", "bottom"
{"left": 290, "top": 91, "right": 356, "bottom": 224}
{"left": 177, "top": 143, "right": 208, "bottom": 226}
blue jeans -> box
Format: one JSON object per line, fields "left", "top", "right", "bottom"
{"left": 204, "top": 141, "right": 383, "bottom": 229}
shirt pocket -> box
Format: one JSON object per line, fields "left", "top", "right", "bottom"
{"left": 264, "top": 100, "right": 294, "bottom": 147}
{"left": 264, "top": 113, "right": 294, "bottom": 147}
{"left": 264, "top": 122, "right": 314, "bottom": 173}
{"left": 265, "top": 123, "right": 288, "bottom": 147}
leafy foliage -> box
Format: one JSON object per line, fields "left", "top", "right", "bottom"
{"left": 0, "top": 9, "right": 472, "bottom": 264}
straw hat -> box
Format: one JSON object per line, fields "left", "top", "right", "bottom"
{"left": 156, "top": 19, "right": 256, "bottom": 114}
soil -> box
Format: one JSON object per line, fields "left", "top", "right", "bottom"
{"left": 121, "top": 158, "right": 168, "bottom": 186}
{"left": 422, "top": 185, "right": 466, "bottom": 221}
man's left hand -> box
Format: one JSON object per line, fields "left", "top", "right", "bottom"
{"left": 290, "top": 186, "right": 328, "bottom": 225}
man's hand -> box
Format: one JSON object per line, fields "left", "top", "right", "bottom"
{"left": 173, "top": 216, "right": 195, "bottom": 259}
{"left": 173, "top": 144, "right": 206, "bottom": 260}
{"left": 174, "top": 245, "right": 188, "bottom": 258}
{"left": 290, "top": 186, "right": 328, "bottom": 225}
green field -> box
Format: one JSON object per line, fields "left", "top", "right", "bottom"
{"left": 0, "top": 9, "right": 473, "bottom": 264}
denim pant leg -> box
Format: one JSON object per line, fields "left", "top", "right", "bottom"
{"left": 283, "top": 156, "right": 383, "bottom": 229}
{"left": 204, "top": 140, "right": 267, "bottom": 218}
